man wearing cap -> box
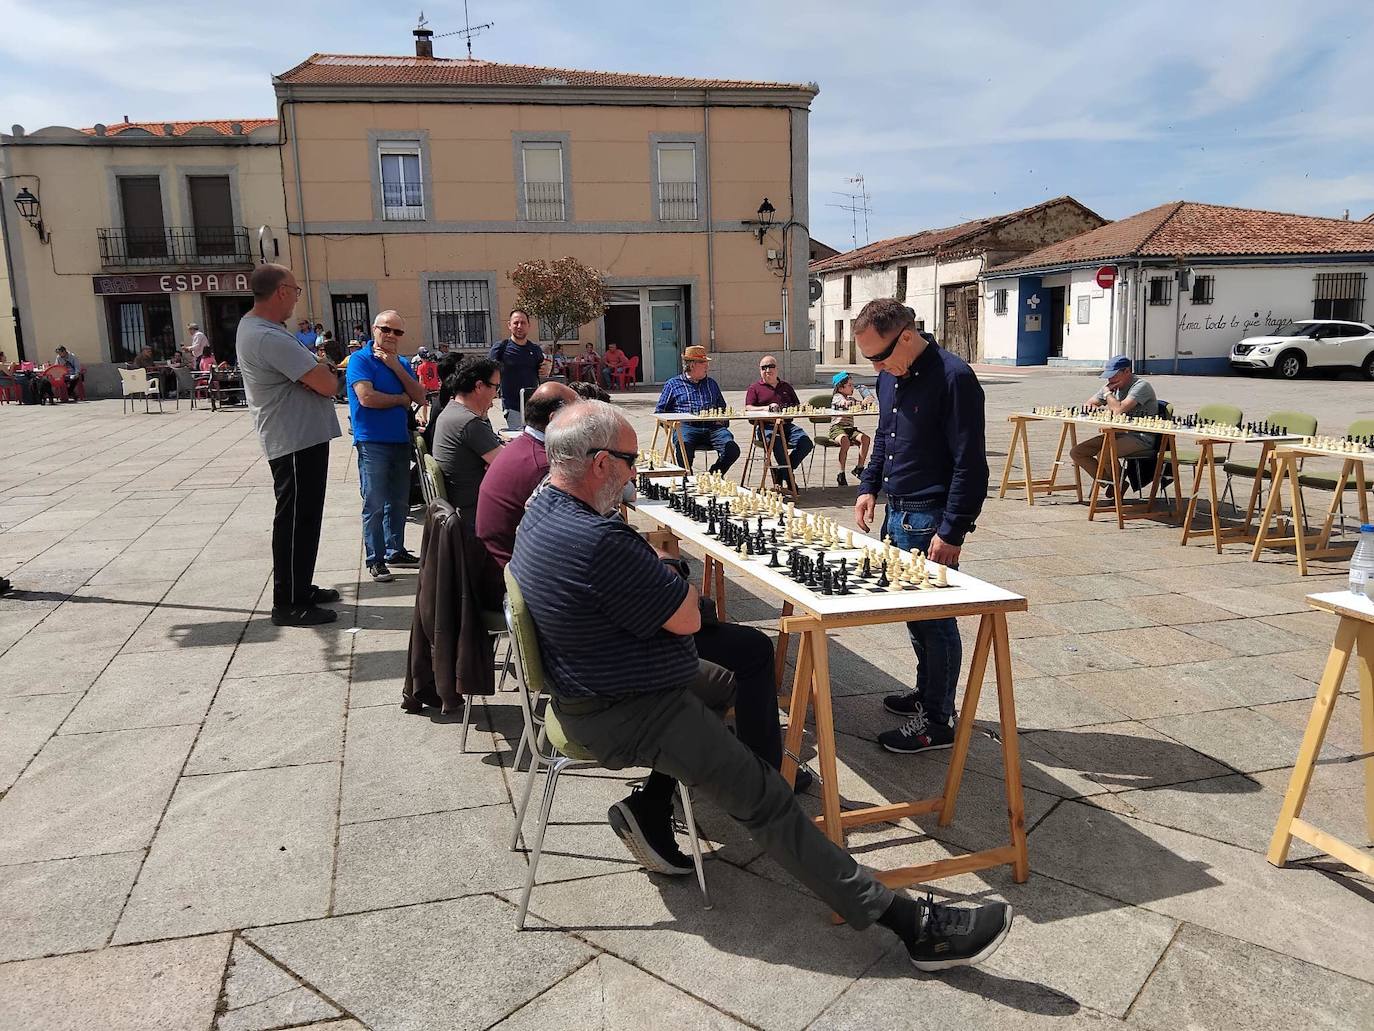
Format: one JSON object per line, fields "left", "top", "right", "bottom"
{"left": 1069, "top": 356, "right": 1157, "bottom": 496}
{"left": 745, "top": 355, "right": 812, "bottom": 489}
{"left": 851, "top": 299, "right": 988, "bottom": 756}
{"left": 829, "top": 372, "right": 872, "bottom": 487}
{"left": 654, "top": 346, "right": 740, "bottom": 474}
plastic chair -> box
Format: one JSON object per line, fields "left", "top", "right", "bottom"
{"left": 503, "top": 572, "right": 709, "bottom": 929}
{"left": 190, "top": 372, "right": 213, "bottom": 409}
{"left": 611, "top": 355, "right": 639, "bottom": 390}
{"left": 0, "top": 372, "right": 21, "bottom": 404}
{"left": 1171, "top": 403, "right": 1244, "bottom": 471}
{"left": 42, "top": 366, "right": 70, "bottom": 402}
{"left": 119, "top": 368, "right": 163, "bottom": 414}
{"left": 1222, "top": 410, "right": 1318, "bottom": 511}
{"left": 423, "top": 454, "right": 448, "bottom": 503}
{"left": 804, "top": 392, "right": 840, "bottom": 484}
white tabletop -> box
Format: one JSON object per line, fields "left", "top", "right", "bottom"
{"left": 656, "top": 409, "right": 879, "bottom": 424}
{"left": 1011, "top": 411, "right": 1300, "bottom": 445}
{"left": 1307, "top": 590, "right": 1374, "bottom": 625}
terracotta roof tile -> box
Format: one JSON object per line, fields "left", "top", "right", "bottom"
{"left": 275, "top": 53, "right": 811, "bottom": 91}
{"left": 808, "top": 197, "right": 1097, "bottom": 274}
{"left": 991, "top": 201, "right": 1374, "bottom": 272}
{"left": 80, "top": 119, "right": 276, "bottom": 137}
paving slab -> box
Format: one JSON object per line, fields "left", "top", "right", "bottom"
{"left": 1083, "top": 624, "right": 1228, "bottom": 666}
{"left": 246, "top": 895, "right": 593, "bottom": 1031}
{"left": 1127, "top": 923, "right": 1374, "bottom": 1031}
{"left": 1009, "top": 634, "right": 1139, "bottom": 677}
{"left": 1178, "top": 615, "right": 1319, "bottom": 656}
{"left": 224, "top": 621, "right": 351, "bottom": 678}
{"left": 1023, "top": 721, "right": 1234, "bottom": 793}
{"left": 62, "top": 646, "right": 235, "bottom": 734}
{"left": 1037, "top": 600, "right": 1157, "bottom": 635}
{"left": 185, "top": 670, "right": 346, "bottom": 775}
{"left": 0, "top": 933, "right": 230, "bottom": 1031}
{"left": 0, "top": 851, "right": 145, "bottom": 962}
{"left": 0, "top": 627, "right": 128, "bottom": 696}
{"left": 0, "top": 691, "right": 79, "bottom": 791}
{"left": 114, "top": 762, "right": 337, "bottom": 943}
{"left": 0, "top": 724, "right": 197, "bottom": 865}
{"left": 217, "top": 938, "right": 341, "bottom": 1031}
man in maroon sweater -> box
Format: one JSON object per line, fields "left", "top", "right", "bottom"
{"left": 475, "top": 381, "right": 578, "bottom": 566}
{"left": 744, "top": 354, "right": 814, "bottom": 489}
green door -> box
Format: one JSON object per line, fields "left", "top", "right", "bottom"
{"left": 650, "top": 304, "right": 681, "bottom": 381}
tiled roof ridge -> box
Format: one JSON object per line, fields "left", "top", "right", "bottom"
{"left": 78, "top": 118, "right": 277, "bottom": 137}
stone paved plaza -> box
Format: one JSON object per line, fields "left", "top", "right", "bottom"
{"left": 1, "top": 371, "right": 1372, "bottom": 1030}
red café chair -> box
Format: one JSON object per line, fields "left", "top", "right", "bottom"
{"left": 0, "top": 372, "right": 19, "bottom": 404}
{"left": 611, "top": 355, "right": 639, "bottom": 390}
{"left": 42, "top": 365, "right": 70, "bottom": 402}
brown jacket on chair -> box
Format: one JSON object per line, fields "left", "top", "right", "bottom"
{"left": 404, "top": 500, "right": 505, "bottom": 714}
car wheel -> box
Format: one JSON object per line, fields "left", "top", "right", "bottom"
{"left": 1363, "top": 352, "right": 1374, "bottom": 382}
{"left": 1276, "top": 351, "right": 1305, "bottom": 380}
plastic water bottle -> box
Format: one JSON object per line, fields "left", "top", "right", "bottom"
{"left": 1350, "top": 524, "right": 1374, "bottom": 599}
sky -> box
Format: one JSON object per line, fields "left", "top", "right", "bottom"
{"left": 4, "top": 0, "right": 1372, "bottom": 250}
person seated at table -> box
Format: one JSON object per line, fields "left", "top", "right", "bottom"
{"left": 654, "top": 345, "right": 740, "bottom": 474}
{"left": 432, "top": 356, "right": 505, "bottom": 524}
{"left": 53, "top": 346, "right": 82, "bottom": 401}
{"left": 508, "top": 400, "right": 1012, "bottom": 970}
{"left": 829, "top": 372, "right": 872, "bottom": 487}
{"left": 132, "top": 346, "right": 156, "bottom": 370}
{"left": 1069, "top": 356, "right": 1157, "bottom": 499}
{"left": 600, "top": 341, "right": 628, "bottom": 389}
{"left": 745, "top": 355, "right": 813, "bottom": 489}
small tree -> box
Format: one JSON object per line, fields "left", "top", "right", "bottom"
{"left": 509, "top": 257, "right": 606, "bottom": 345}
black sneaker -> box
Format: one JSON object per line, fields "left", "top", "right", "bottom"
{"left": 309, "top": 585, "right": 341, "bottom": 604}
{"left": 836, "top": 472, "right": 848, "bottom": 487}
{"left": 387, "top": 549, "right": 420, "bottom": 567}
{"left": 793, "top": 765, "right": 815, "bottom": 794}
{"left": 878, "top": 702, "right": 956, "bottom": 754}
{"left": 906, "top": 894, "right": 1013, "bottom": 971}
{"left": 270, "top": 605, "right": 339, "bottom": 627}
{"left": 852, "top": 465, "right": 864, "bottom": 478}
{"left": 369, "top": 563, "right": 394, "bottom": 583}
{"left": 607, "top": 790, "right": 694, "bottom": 876}
{"left": 883, "top": 691, "right": 923, "bottom": 717}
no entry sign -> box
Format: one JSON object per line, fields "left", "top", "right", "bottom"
{"left": 1095, "top": 266, "right": 1117, "bottom": 290}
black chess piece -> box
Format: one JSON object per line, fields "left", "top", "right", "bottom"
{"left": 744, "top": 536, "right": 753, "bottom": 557}
{"left": 770, "top": 528, "right": 778, "bottom": 547}
{"left": 821, "top": 567, "right": 833, "bottom": 595}
{"left": 706, "top": 510, "right": 717, "bottom": 535}
{"left": 876, "top": 561, "right": 889, "bottom": 588}
{"left": 757, "top": 516, "right": 764, "bottom": 535}
{"left": 838, "top": 570, "right": 850, "bottom": 596}
{"left": 768, "top": 548, "right": 780, "bottom": 568}
{"left": 815, "top": 549, "right": 826, "bottom": 568}
{"left": 861, "top": 555, "right": 871, "bottom": 578}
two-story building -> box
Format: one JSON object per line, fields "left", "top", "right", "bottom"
{"left": 274, "top": 34, "right": 818, "bottom": 386}
{"left": 809, "top": 196, "right": 1105, "bottom": 366}
{"left": 0, "top": 118, "right": 285, "bottom": 390}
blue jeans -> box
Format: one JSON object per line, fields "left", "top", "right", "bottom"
{"left": 885, "top": 503, "right": 961, "bottom": 725}
{"left": 356, "top": 441, "right": 411, "bottom": 565}
{"left": 679, "top": 424, "right": 740, "bottom": 473}
{"left": 758, "top": 422, "right": 813, "bottom": 479}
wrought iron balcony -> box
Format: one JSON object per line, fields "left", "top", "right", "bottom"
{"left": 97, "top": 226, "right": 252, "bottom": 269}
{"left": 658, "top": 180, "right": 698, "bottom": 221}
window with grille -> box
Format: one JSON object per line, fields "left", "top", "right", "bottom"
{"left": 379, "top": 145, "right": 424, "bottom": 221}
{"left": 1148, "top": 275, "right": 1173, "bottom": 306}
{"left": 1313, "top": 272, "right": 1366, "bottom": 321}
{"left": 522, "top": 143, "right": 565, "bottom": 221}
{"left": 427, "top": 279, "right": 491, "bottom": 351}
{"left": 843, "top": 275, "right": 852, "bottom": 310}
{"left": 833, "top": 319, "right": 844, "bottom": 358}
{"left": 993, "top": 289, "right": 1008, "bottom": 315}
{"left": 1190, "top": 275, "right": 1215, "bottom": 305}
{"left": 656, "top": 143, "right": 697, "bottom": 221}
{"left": 538, "top": 318, "right": 579, "bottom": 342}
{"left": 895, "top": 266, "right": 908, "bottom": 301}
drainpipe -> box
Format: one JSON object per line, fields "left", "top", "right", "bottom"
{"left": 1171, "top": 264, "right": 1183, "bottom": 375}
{"left": 1105, "top": 272, "right": 1115, "bottom": 364}
{"left": 0, "top": 179, "right": 24, "bottom": 363}
{"left": 1137, "top": 263, "right": 1149, "bottom": 370}
{"left": 284, "top": 95, "right": 314, "bottom": 319}
{"left": 702, "top": 97, "right": 717, "bottom": 355}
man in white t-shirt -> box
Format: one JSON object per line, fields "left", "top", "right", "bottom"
{"left": 184, "top": 323, "right": 211, "bottom": 365}
{"left": 236, "top": 264, "right": 343, "bottom": 627}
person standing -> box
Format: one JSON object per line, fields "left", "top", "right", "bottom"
{"left": 347, "top": 311, "right": 427, "bottom": 583}
{"left": 488, "top": 309, "right": 545, "bottom": 432}
{"left": 852, "top": 299, "right": 988, "bottom": 754}
{"left": 432, "top": 356, "right": 505, "bottom": 524}
{"left": 236, "top": 264, "right": 343, "bottom": 627}
{"left": 653, "top": 346, "right": 739, "bottom": 474}
{"left": 744, "top": 354, "right": 813, "bottom": 489}
{"left": 184, "top": 322, "right": 211, "bottom": 366}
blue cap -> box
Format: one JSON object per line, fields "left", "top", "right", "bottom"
{"left": 831, "top": 371, "right": 851, "bottom": 387}
{"left": 1100, "top": 355, "right": 1132, "bottom": 378}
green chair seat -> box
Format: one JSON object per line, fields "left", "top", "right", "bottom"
{"left": 481, "top": 609, "right": 507, "bottom": 634}
{"left": 541, "top": 705, "right": 597, "bottom": 762}
{"left": 1171, "top": 448, "right": 1225, "bottom": 467}
{"left": 1297, "top": 470, "right": 1362, "bottom": 490}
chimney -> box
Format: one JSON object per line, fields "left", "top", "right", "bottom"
{"left": 414, "top": 26, "right": 434, "bottom": 58}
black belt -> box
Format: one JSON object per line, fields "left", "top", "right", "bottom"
{"left": 885, "top": 494, "right": 946, "bottom": 513}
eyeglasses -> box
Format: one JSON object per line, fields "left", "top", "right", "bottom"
{"left": 759, "top": 364, "right": 777, "bottom": 370}
{"left": 587, "top": 447, "right": 638, "bottom": 468}
{"left": 484, "top": 380, "right": 501, "bottom": 390}
{"left": 861, "top": 323, "right": 911, "bottom": 365}
{"left": 375, "top": 326, "right": 405, "bottom": 338}
{"left": 285, "top": 285, "right": 303, "bottom": 298}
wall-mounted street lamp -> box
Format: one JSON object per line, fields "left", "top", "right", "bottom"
{"left": 753, "top": 197, "right": 776, "bottom": 244}
{"left": 12, "top": 187, "right": 48, "bottom": 243}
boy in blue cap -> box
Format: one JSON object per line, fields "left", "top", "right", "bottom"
{"left": 829, "top": 371, "right": 872, "bottom": 486}
{"left": 1069, "top": 355, "right": 1157, "bottom": 496}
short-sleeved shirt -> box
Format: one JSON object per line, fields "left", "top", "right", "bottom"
{"left": 346, "top": 351, "right": 416, "bottom": 444}
{"left": 474, "top": 430, "right": 548, "bottom": 567}
{"left": 488, "top": 338, "right": 544, "bottom": 410}
{"left": 189, "top": 330, "right": 210, "bottom": 357}
{"left": 745, "top": 379, "right": 802, "bottom": 413}
{"left": 509, "top": 485, "right": 696, "bottom": 699}
{"left": 236, "top": 314, "right": 341, "bottom": 461}
{"left": 432, "top": 401, "right": 503, "bottom": 518}
{"left": 1092, "top": 376, "right": 1159, "bottom": 447}
{"left": 831, "top": 390, "right": 856, "bottom": 426}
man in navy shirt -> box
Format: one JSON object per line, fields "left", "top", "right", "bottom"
{"left": 347, "top": 311, "right": 428, "bottom": 582}
{"left": 509, "top": 400, "right": 1011, "bottom": 970}
{"left": 488, "top": 309, "right": 546, "bottom": 432}
{"left": 653, "top": 346, "right": 740, "bottom": 474}
{"left": 853, "top": 299, "right": 989, "bottom": 756}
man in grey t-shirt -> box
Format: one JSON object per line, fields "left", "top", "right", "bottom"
{"left": 432, "top": 356, "right": 504, "bottom": 523}
{"left": 236, "top": 264, "right": 343, "bottom": 627}
{"left": 1069, "top": 355, "right": 1159, "bottom": 494}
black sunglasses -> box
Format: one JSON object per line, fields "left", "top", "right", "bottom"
{"left": 861, "top": 323, "right": 911, "bottom": 364}
{"left": 376, "top": 325, "right": 405, "bottom": 338}
{"left": 759, "top": 363, "right": 777, "bottom": 370}
{"left": 587, "top": 447, "right": 637, "bottom": 467}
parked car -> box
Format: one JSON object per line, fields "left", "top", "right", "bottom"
{"left": 1230, "top": 319, "right": 1374, "bottom": 380}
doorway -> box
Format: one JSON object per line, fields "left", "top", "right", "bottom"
{"left": 604, "top": 305, "right": 642, "bottom": 382}
{"left": 1048, "top": 286, "right": 1066, "bottom": 358}
{"left": 941, "top": 283, "right": 979, "bottom": 362}
{"left": 204, "top": 295, "right": 253, "bottom": 365}
{"left": 650, "top": 302, "right": 682, "bottom": 381}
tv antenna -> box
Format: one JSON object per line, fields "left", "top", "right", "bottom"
{"left": 825, "top": 174, "right": 872, "bottom": 248}
{"left": 428, "top": 2, "right": 494, "bottom": 59}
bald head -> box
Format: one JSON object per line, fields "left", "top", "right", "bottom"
{"left": 524, "top": 381, "right": 577, "bottom": 432}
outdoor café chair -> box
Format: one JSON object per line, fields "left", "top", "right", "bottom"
{"left": 118, "top": 368, "right": 163, "bottom": 414}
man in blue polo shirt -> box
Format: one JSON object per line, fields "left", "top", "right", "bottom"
{"left": 488, "top": 309, "right": 545, "bottom": 432}
{"left": 347, "top": 310, "right": 428, "bottom": 582}
{"left": 508, "top": 400, "right": 1011, "bottom": 972}
{"left": 853, "top": 299, "right": 989, "bottom": 756}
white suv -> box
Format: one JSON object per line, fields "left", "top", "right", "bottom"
{"left": 1230, "top": 319, "right": 1374, "bottom": 380}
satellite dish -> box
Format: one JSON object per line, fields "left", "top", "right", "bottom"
{"left": 808, "top": 277, "right": 823, "bottom": 304}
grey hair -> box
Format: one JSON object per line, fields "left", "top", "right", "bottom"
{"left": 545, "top": 400, "right": 630, "bottom": 474}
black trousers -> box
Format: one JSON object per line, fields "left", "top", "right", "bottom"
{"left": 268, "top": 442, "right": 330, "bottom": 610}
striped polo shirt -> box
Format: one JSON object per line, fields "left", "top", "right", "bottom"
{"left": 509, "top": 485, "right": 697, "bottom": 699}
